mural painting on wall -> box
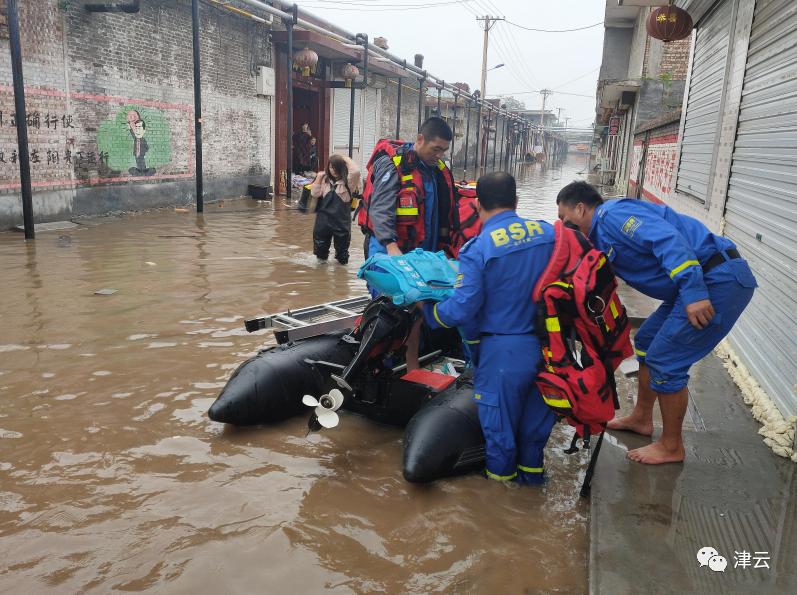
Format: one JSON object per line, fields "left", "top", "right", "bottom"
{"left": 629, "top": 135, "right": 678, "bottom": 204}
{"left": 97, "top": 105, "right": 172, "bottom": 177}
{"left": 0, "top": 87, "right": 192, "bottom": 191}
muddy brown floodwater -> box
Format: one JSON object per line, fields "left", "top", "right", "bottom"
{"left": 1, "top": 157, "right": 592, "bottom": 593}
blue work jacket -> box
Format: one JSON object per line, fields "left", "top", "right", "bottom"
{"left": 425, "top": 210, "right": 555, "bottom": 337}
{"left": 588, "top": 199, "right": 738, "bottom": 305}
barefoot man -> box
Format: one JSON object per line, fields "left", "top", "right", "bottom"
{"left": 556, "top": 182, "right": 757, "bottom": 464}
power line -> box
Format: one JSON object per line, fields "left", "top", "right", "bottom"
{"left": 460, "top": 0, "right": 480, "bottom": 17}
{"left": 491, "top": 26, "right": 538, "bottom": 96}
{"left": 492, "top": 89, "right": 595, "bottom": 99}
{"left": 297, "top": 0, "right": 476, "bottom": 11}
{"left": 505, "top": 19, "right": 603, "bottom": 33}
{"left": 473, "top": 0, "right": 501, "bottom": 15}
{"left": 497, "top": 18, "right": 541, "bottom": 88}
{"left": 553, "top": 66, "right": 600, "bottom": 91}
{"left": 484, "top": 0, "right": 503, "bottom": 15}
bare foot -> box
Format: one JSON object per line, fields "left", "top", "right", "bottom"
{"left": 627, "top": 440, "right": 685, "bottom": 464}
{"left": 607, "top": 414, "right": 653, "bottom": 436}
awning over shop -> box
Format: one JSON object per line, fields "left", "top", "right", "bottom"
{"left": 272, "top": 29, "right": 413, "bottom": 79}
{"left": 596, "top": 79, "right": 640, "bottom": 121}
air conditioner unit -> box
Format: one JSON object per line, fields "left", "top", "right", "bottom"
{"left": 256, "top": 66, "right": 275, "bottom": 97}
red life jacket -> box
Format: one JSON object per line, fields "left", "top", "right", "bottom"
{"left": 357, "top": 139, "right": 477, "bottom": 257}
{"left": 532, "top": 221, "right": 633, "bottom": 441}
{"left": 452, "top": 183, "right": 482, "bottom": 254}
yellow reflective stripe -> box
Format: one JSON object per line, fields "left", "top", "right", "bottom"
{"left": 545, "top": 317, "right": 561, "bottom": 332}
{"left": 396, "top": 207, "right": 419, "bottom": 216}
{"left": 669, "top": 259, "right": 700, "bottom": 279}
{"left": 486, "top": 469, "right": 517, "bottom": 481}
{"left": 392, "top": 155, "right": 402, "bottom": 167}
{"left": 401, "top": 174, "right": 414, "bottom": 182}
{"left": 517, "top": 465, "right": 543, "bottom": 473}
{"left": 433, "top": 303, "right": 451, "bottom": 329}
{"left": 437, "top": 159, "right": 446, "bottom": 170}
{"left": 464, "top": 339, "right": 481, "bottom": 344}
{"left": 597, "top": 255, "right": 606, "bottom": 269}
{"left": 543, "top": 396, "right": 571, "bottom": 409}
{"left": 609, "top": 300, "right": 619, "bottom": 318}
{"left": 550, "top": 281, "right": 573, "bottom": 289}
{"left": 634, "top": 347, "right": 647, "bottom": 357}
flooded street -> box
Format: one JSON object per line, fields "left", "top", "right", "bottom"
{"left": 1, "top": 157, "right": 591, "bottom": 593}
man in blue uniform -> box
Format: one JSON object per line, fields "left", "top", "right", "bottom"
{"left": 422, "top": 172, "right": 556, "bottom": 484}
{"left": 556, "top": 181, "right": 757, "bottom": 465}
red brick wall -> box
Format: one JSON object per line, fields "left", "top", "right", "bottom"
{"left": 660, "top": 38, "right": 691, "bottom": 80}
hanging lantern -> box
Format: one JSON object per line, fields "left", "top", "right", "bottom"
{"left": 646, "top": 5, "right": 693, "bottom": 42}
{"left": 293, "top": 47, "right": 319, "bottom": 77}
{"left": 341, "top": 63, "right": 360, "bottom": 88}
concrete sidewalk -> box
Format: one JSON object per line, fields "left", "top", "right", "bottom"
{"left": 589, "top": 351, "right": 797, "bottom": 594}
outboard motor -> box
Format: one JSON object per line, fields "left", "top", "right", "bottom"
{"left": 330, "top": 296, "right": 416, "bottom": 391}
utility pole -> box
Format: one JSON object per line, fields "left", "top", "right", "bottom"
{"left": 477, "top": 15, "right": 504, "bottom": 100}
{"left": 539, "top": 89, "right": 553, "bottom": 129}
{"left": 476, "top": 16, "right": 503, "bottom": 169}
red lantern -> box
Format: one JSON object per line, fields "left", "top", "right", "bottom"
{"left": 646, "top": 5, "right": 693, "bottom": 42}
{"left": 293, "top": 47, "right": 318, "bottom": 77}
{"left": 341, "top": 63, "right": 360, "bottom": 88}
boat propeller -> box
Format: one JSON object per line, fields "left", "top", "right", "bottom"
{"left": 302, "top": 389, "right": 345, "bottom": 431}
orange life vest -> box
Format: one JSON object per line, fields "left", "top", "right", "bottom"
{"left": 452, "top": 183, "right": 482, "bottom": 253}
{"left": 358, "top": 139, "right": 478, "bottom": 257}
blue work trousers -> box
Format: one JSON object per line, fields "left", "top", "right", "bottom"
{"left": 634, "top": 258, "right": 756, "bottom": 393}
{"left": 474, "top": 334, "right": 556, "bottom": 485}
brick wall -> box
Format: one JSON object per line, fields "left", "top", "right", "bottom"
{"left": 0, "top": 0, "right": 273, "bottom": 227}
{"left": 379, "top": 79, "right": 483, "bottom": 174}
{"left": 0, "top": 0, "right": 7, "bottom": 40}
{"left": 659, "top": 38, "right": 691, "bottom": 80}
{"left": 379, "top": 76, "right": 422, "bottom": 142}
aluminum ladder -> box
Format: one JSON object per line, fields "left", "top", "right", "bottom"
{"left": 244, "top": 295, "right": 372, "bottom": 344}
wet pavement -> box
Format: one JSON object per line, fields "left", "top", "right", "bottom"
{"left": 592, "top": 344, "right": 797, "bottom": 595}
{"left": 0, "top": 156, "right": 592, "bottom": 593}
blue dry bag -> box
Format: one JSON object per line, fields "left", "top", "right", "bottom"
{"left": 358, "top": 249, "right": 459, "bottom": 306}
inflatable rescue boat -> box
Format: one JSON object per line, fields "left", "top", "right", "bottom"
{"left": 208, "top": 295, "right": 486, "bottom": 483}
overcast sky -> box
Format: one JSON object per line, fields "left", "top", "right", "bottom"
{"left": 292, "top": 0, "right": 605, "bottom": 129}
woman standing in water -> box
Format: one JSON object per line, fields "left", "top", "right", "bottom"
{"left": 310, "top": 154, "right": 361, "bottom": 265}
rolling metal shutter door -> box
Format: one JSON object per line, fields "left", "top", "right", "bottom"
{"left": 332, "top": 87, "right": 361, "bottom": 152}
{"left": 675, "top": 1, "right": 733, "bottom": 201}
{"left": 724, "top": 0, "right": 797, "bottom": 417}
{"left": 360, "top": 87, "right": 380, "bottom": 172}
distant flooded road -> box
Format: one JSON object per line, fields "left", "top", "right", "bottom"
{"left": 1, "top": 156, "right": 591, "bottom": 593}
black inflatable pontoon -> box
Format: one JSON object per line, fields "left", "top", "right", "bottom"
{"left": 208, "top": 297, "right": 485, "bottom": 482}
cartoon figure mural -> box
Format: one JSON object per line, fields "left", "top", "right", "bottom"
{"left": 97, "top": 105, "right": 172, "bottom": 177}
